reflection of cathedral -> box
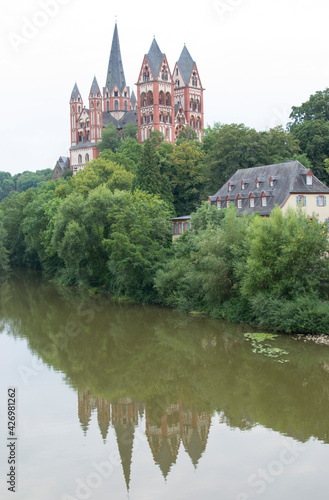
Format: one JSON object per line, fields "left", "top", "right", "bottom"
{"left": 77, "top": 390, "right": 211, "bottom": 488}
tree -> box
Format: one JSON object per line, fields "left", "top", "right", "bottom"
{"left": 122, "top": 122, "right": 138, "bottom": 140}
{"left": 289, "top": 119, "right": 329, "bottom": 184}
{"left": 176, "top": 125, "right": 198, "bottom": 145}
{"left": 104, "top": 190, "right": 172, "bottom": 302}
{"left": 74, "top": 157, "right": 134, "bottom": 196}
{"left": 170, "top": 142, "right": 207, "bottom": 215}
{"left": 97, "top": 123, "right": 121, "bottom": 152}
{"left": 288, "top": 88, "right": 329, "bottom": 129}
{"left": 238, "top": 207, "right": 329, "bottom": 300}
{"left": 203, "top": 124, "right": 300, "bottom": 193}
{"left": 0, "top": 214, "right": 9, "bottom": 274}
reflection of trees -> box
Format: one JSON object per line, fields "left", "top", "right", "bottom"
{"left": 1, "top": 271, "right": 329, "bottom": 445}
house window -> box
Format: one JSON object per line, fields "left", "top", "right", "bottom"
{"left": 226, "top": 199, "right": 230, "bottom": 208}
{"left": 124, "top": 100, "right": 128, "bottom": 111}
{"left": 317, "top": 195, "right": 327, "bottom": 206}
{"left": 78, "top": 154, "right": 82, "bottom": 163}
{"left": 256, "top": 180, "right": 260, "bottom": 188}
{"left": 306, "top": 175, "right": 313, "bottom": 185}
{"left": 261, "top": 196, "right": 267, "bottom": 207}
{"left": 115, "top": 100, "right": 119, "bottom": 111}
{"left": 296, "top": 195, "right": 306, "bottom": 207}
{"left": 269, "top": 178, "right": 274, "bottom": 187}
{"left": 217, "top": 201, "right": 221, "bottom": 210}
{"left": 228, "top": 183, "right": 232, "bottom": 192}
{"left": 106, "top": 101, "right": 109, "bottom": 112}
{"left": 85, "top": 153, "right": 89, "bottom": 163}
{"left": 241, "top": 182, "right": 245, "bottom": 190}
{"left": 114, "top": 91, "right": 118, "bottom": 97}
{"left": 237, "top": 199, "right": 242, "bottom": 209}
{"left": 249, "top": 197, "right": 255, "bottom": 208}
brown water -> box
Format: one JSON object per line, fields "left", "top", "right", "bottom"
{"left": 0, "top": 271, "right": 329, "bottom": 500}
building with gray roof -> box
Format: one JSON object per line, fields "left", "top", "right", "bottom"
{"left": 208, "top": 161, "right": 329, "bottom": 222}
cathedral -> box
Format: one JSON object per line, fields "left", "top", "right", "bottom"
{"left": 68, "top": 23, "right": 204, "bottom": 174}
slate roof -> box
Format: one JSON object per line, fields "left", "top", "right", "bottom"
{"left": 57, "top": 156, "right": 70, "bottom": 170}
{"left": 69, "top": 141, "right": 97, "bottom": 151}
{"left": 130, "top": 90, "right": 137, "bottom": 109}
{"left": 105, "top": 24, "right": 127, "bottom": 94}
{"left": 90, "top": 76, "right": 100, "bottom": 97}
{"left": 103, "top": 110, "right": 138, "bottom": 129}
{"left": 208, "top": 161, "right": 329, "bottom": 216}
{"left": 147, "top": 38, "right": 164, "bottom": 79}
{"left": 177, "top": 45, "right": 195, "bottom": 85}
{"left": 71, "top": 83, "right": 80, "bottom": 101}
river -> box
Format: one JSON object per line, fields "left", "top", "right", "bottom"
{"left": 0, "top": 271, "right": 329, "bottom": 500}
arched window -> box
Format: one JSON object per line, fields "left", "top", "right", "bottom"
{"left": 165, "top": 92, "right": 171, "bottom": 106}
{"left": 115, "top": 100, "right": 119, "bottom": 111}
{"left": 192, "top": 72, "right": 198, "bottom": 86}
{"left": 106, "top": 101, "right": 109, "bottom": 112}
{"left": 147, "top": 91, "right": 153, "bottom": 106}
{"left": 175, "top": 79, "right": 180, "bottom": 88}
{"left": 85, "top": 153, "right": 89, "bottom": 163}
{"left": 78, "top": 154, "right": 82, "bottom": 164}
{"left": 124, "top": 100, "right": 128, "bottom": 111}
{"left": 190, "top": 116, "right": 195, "bottom": 128}
{"left": 196, "top": 119, "right": 201, "bottom": 129}
{"left": 97, "top": 113, "right": 101, "bottom": 125}
{"left": 140, "top": 92, "right": 146, "bottom": 107}
{"left": 143, "top": 65, "right": 150, "bottom": 81}
{"left": 159, "top": 91, "right": 165, "bottom": 105}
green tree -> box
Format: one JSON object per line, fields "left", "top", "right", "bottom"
{"left": 122, "top": 122, "right": 138, "bottom": 140}
{"left": 238, "top": 207, "right": 329, "bottom": 300}
{"left": 97, "top": 123, "right": 121, "bottom": 152}
{"left": 104, "top": 190, "right": 172, "bottom": 302}
{"left": 289, "top": 119, "right": 329, "bottom": 184}
{"left": 74, "top": 157, "right": 134, "bottom": 196}
{"left": 170, "top": 142, "right": 207, "bottom": 215}
{"left": 176, "top": 125, "right": 198, "bottom": 145}
{"left": 288, "top": 88, "right": 329, "bottom": 128}
{"left": 0, "top": 214, "right": 9, "bottom": 274}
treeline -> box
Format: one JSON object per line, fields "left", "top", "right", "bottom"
{"left": 0, "top": 169, "right": 53, "bottom": 201}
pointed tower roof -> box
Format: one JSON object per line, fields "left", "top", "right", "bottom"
{"left": 147, "top": 38, "right": 164, "bottom": 79}
{"left": 177, "top": 45, "right": 195, "bottom": 85}
{"left": 90, "top": 76, "right": 100, "bottom": 97}
{"left": 114, "top": 421, "right": 135, "bottom": 490}
{"left": 71, "top": 83, "right": 80, "bottom": 101}
{"left": 105, "top": 24, "right": 127, "bottom": 94}
{"left": 130, "top": 90, "right": 137, "bottom": 109}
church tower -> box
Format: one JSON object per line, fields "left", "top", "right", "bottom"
{"left": 89, "top": 76, "right": 103, "bottom": 144}
{"left": 104, "top": 23, "right": 131, "bottom": 119}
{"left": 69, "top": 83, "right": 83, "bottom": 147}
{"left": 137, "top": 39, "right": 175, "bottom": 143}
{"left": 173, "top": 46, "right": 204, "bottom": 141}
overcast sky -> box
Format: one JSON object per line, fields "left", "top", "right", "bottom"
{"left": 2, "top": 0, "right": 329, "bottom": 175}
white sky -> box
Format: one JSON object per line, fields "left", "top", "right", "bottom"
{"left": 2, "top": 0, "right": 329, "bottom": 175}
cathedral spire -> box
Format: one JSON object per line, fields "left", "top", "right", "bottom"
{"left": 105, "top": 24, "right": 126, "bottom": 94}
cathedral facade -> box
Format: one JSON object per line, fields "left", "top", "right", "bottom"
{"left": 69, "top": 24, "right": 204, "bottom": 173}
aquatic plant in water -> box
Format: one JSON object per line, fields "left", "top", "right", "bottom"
{"left": 244, "top": 333, "right": 289, "bottom": 363}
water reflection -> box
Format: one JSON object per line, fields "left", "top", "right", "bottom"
{"left": 77, "top": 390, "right": 211, "bottom": 486}
{"left": 1, "top": 271, "right": 329, "bottom": 485}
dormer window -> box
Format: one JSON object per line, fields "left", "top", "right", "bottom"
{"left": 241, "top": 181, "right": 245, "bottom": 190}
{"left": 306, "top": 175, "right": 313, "bottom": 185}
{"left": 217, "top": 199, "right": 221, "bottom": 210}
{"left": 237, "top": 196, "right": 242, "bottom": 209}
{"left": 228, "top": 183, "right": 232, "bottom": 192}
{"left": 269, "top": 177, "right": 274, "bottom": 187}
{"left": 256, "top": 179, "right": 260, "bottom": 188}
{"left": 249, "top": 194, "right": 255, "bottom": 208}
{"left": 261, "top": 193, "right": 267, "bottom": 207}
{"left": 226, "top": 196, "right": 231, "bottom": 208}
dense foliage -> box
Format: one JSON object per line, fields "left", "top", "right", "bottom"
{"left": 1, "top": 100, "right": 329, "bottom": 333}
